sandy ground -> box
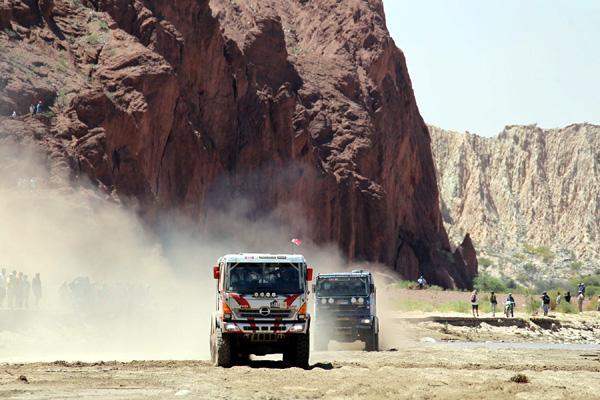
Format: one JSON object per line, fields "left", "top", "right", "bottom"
{"left": 1, "top": 288, "right": 600, "bottom": 399}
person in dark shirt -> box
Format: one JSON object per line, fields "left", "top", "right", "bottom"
{"left": 542, "top": 291, "right": 550, "bottom": 316}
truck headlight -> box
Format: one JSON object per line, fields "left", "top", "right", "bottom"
{"left": 328, "top": 298, "right": 334, "bottom": 304}
{"left": 351, "top": 297, "right": 357, "bottom": 304}
{"left": 298, "top": 314, "right": 305, "bottom": 321}
{"left": 224, "top": 323, "right": 241, "bottom": 332}
{"left": 358, "top": 298, "right": 364, "bottom": 304}
{"left": 321, "top": 298, "right": 327, "bottom": 304}
{"left": 289, "top": 325, "right": 304, "bottom": 332}
{"left": 360, "top": 318, "right": 371, "bottom": 324}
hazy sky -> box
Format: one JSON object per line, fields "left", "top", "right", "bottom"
{"left": 383, "top": 0, "right": 600, "bottom": 137}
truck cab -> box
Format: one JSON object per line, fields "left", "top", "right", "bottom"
{"left": 312, "top": 270, "right": 378, "bottom": 351}
{"left": 210, "top": 253, "right": 313, "bottom": 368}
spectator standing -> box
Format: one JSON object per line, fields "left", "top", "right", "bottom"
{"left": 490, "top": 291, "right": 497, "bottom": 317}
{"left": 32, "top": 273, "right": 42, "bottom": 308}
{"left": 417, "top": 276, "right": 426, "bottom": 290}
{"left": 505, "top": 293, "right": 515, "bottom": 317}
{"left": 471, "top": 290, "right": 479, "bottom": 317}
{"left": 564, "top": 291, "right": 571, "bottom": 303}
{"left": 36, "top": 101, "right": 42, "bottom": 114}
{"left": 542, "top": 291, "right": 550, "bottom": 316}
{"left": 30, "top": 104, "right": 35, "bottom": 116}
{"left": 12, "top": 111, "right": 16, "bottom": 117}
{"left": 577, "top": 291, "right": 584, "bottom": 312}
{"left": 596, "top": 294, "right": 600, "bottom": 312}
{"left": 556, "top": 292, "right": 561, "bottom": 307}
{"left": 580, "top": 283, "right": 586, "bottom": 296}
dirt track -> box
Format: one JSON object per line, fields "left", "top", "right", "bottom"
{"left": 2, "top": 345, "right": 600, "bottom": 400}
{"left": 2, "top": 287, "right": 600, "bottom": 399}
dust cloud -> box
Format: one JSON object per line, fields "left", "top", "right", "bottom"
{"left": 0, "top": 140, "right": 404, "bottom": 362}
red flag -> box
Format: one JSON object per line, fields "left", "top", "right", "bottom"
{"left": 291, "top": 238, "right": 301, "bottom": 245}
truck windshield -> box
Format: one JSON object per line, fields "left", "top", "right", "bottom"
{"left": 226, "top": 262, "right": 303, "bottom": 294}
{"left": 315, "top": 277, "right": 369, "bottom": 297}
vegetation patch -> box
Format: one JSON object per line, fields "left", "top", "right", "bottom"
{"left": 510, "top": 373, "right": 529, "bottom": 383}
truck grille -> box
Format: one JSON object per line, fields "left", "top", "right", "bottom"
{"left": 318, "top": 304, "right": 366, "bottom": 317}
{"left": 236, "top": 309, "right": 293, "bottom": 319}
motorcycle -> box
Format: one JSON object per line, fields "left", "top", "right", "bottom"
{"left": 504, "top": 301, "right": 515, "bottom": 317}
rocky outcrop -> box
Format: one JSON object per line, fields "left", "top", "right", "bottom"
{"left": 431, "top": 124, "right": 600, "bottom": 270}
{"left": 0, "top": 0, "right": 477, "bottom": 288}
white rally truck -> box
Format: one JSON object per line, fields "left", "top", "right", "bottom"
{"left": 210, "top": 253, "right": 313, "bottom": 368}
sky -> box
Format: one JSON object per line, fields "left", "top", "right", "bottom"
{"left": 383, "top": 0, "right": 600, "bottom": 137}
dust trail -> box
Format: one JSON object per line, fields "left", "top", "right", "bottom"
{"left": 0, "top": 138, "right": 405, "bottom": 362}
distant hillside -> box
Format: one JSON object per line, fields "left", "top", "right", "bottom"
{"left": 430, "top": 124, "right": 600, "bottom": 284}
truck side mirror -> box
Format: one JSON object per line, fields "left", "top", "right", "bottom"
{"left": 370, "top": 283, "right": 375, "bottom": 293}
{"left": 312, "top": 284, "right": 316, "bottom": 292}
{"left": 307, "top": 268, "right": 313, "bottom": 281}
{"left": 213, "top": 265, "right": 220, "bottom": 280}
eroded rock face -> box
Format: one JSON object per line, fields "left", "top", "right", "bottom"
{"left": 431, "top": 124, "right": 600, "bottom": 267}
{"left": 0, "top": 0, "right": 476, "bottom": 288}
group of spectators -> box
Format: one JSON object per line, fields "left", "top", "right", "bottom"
{"left": 554, "top": 283, "right": 600, "bottom": 312}
{"left": 0, "top": 268, "right": 42, "bottom": 309}
{"left": 59, "top": 276, "right": 154, "bottom": 317}
{"left": 469, "top": 284, "right": 600, "bottom": 318}
{"left": 471, "top": 290, "right": 516, "bottom": 317}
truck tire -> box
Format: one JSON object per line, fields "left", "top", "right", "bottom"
{"left": 210, "top": 328, "right": 232, "bottom": 367}
{"left": 364, "top": 326, "right": 379, "bottom": 351}
{"left": 283, "top": 333, "right": 310, "bottom": 369}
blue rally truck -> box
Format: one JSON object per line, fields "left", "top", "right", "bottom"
{"left": 312, "top": 270, "right": 379, "bottom": 351}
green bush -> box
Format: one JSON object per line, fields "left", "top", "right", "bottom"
{"left": 87, "top": 34, "right": 100, "bottom": 44}
{"left": 478, "top": 257, "right": 494, "bottom": 267}
{"left": 524, "top": 294, "right": 542, "bottom": 314}
{"left": 394, "top": 280, "right": 417, "bottom": 289}
{"left": 437, "top": 300, "right": 471, "bottom": 313}
{"left": 473, "top": 273, "right": 508, "bottom": 293}
{"left": 391, "top": 299, "right": 434, "bottom": 312}
{"left": 570, "top": 261, "right": 583, "bottom": 270}
{"left": 557, "top": 301, "right": 578, "bottom": 314}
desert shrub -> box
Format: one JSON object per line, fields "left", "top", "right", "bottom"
{"left": 524, "top": 294, "right": 542, "bottom": 314}
{"left": 391, "top": 299, "right": 434, "bottom": 312}
{"left": 523, "top": 244, "right": 555, "bottom": 261}
{"left": 437, "top": 300, "right": 471, "bottom": 313}
{"left": 570, "top": 261, "right": 583, "bottom": 270}
{"left": 478, "top": 257, "right": 494, "bottom": 267}
{"left": 502, "top": 275, "right": 518, "bottom": 289}
{"left": 584, "top": 285, "right": 600, "bottom": 298}
{"left": 510, "top": 373, "right": 529, "bottom": 383}
{"left": 473, "top": 273, "right": 508, "bottom": 293}
{"left": 428, "top": 285, "right": 444, "bottom": 291}
{"left": 394, "top": 280, "right": 417, "bottom": 289}
{"left": 557, "top": 301, "right": 578, "bottom": 314}
{"left": 523, "top": 263, "right": 536, "bottom": 273}
{"left": 584, "top": 298, "right": 600, "bottom": 312}
{"left": 87, "top": 34, "right": 100, "bottom": 44}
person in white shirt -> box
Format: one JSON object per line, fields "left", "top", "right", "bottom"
{"left": 470, "top": 290, "right": 479, "bottom": 317}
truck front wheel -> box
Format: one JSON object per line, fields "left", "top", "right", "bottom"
{"left": 210, "top": 327, "right": 232, "bottom": 367}
{"left": 364, "top": 325, "right": 379, "bottom": 352}
{"left": 283, "top": 333, "right": 310, "bottom": 369}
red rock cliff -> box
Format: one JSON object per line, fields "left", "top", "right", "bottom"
{"left": 0, "top": 0, "right": 476, "bottom": 288}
